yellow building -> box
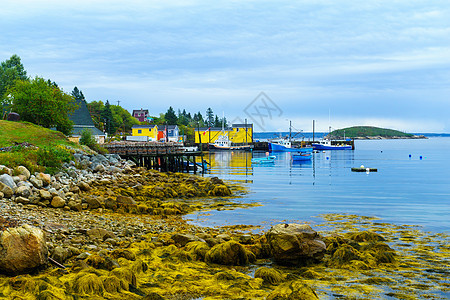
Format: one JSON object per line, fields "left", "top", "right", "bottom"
{"left": 195, "top": 124, "right": 252, "bottom": 144}
{"left": 131, "top": 125, "right": 158, "bottom": 141}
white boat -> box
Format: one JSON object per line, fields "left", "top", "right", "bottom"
{"left": 311, "top": 140, "right": 352, "bottom": 150}
{"left": 209, "top": 133, "right": 253, "bottom": 151}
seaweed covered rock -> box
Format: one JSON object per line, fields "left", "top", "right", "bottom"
{"left": 265, "top": 224, "right": 326, "bottom": 266}
{"left": 0, "top": 224, "right": 48, "bottom": 275}
{"left": 205, "top": 241, "right": 249, "bottom": 266}
{"left": 266, "top": 280, "right": 319, "bottom": 300}
{"left": 254, "top": 267, "right": 284, "bottom": 285}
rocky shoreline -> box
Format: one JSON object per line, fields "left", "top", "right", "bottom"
{"left": 0, "top": 149, "right": 448, "bottom": 299}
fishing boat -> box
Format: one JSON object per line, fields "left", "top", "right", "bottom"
{"left": 251, "top": 155, "right": 276, "bottom": 164}
{"left": 311, "top": 140, "right": 352, "bottom": 150}
{"left": 209, "top": 133, "right": 253, "bottom": 151}
{"left": 268, "top": 121, "right": 313, "bottom": 152}
{"left": 268, "top": 139, "right": 313, "bottom": 152}
{"left": 292, "top": 152, "right": 312, "bottom": 162}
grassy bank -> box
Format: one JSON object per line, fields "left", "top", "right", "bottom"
{"left": 0, "top": 120, "right": 82, "bottom": 173}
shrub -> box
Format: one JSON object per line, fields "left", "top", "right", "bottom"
{"left": 36, "top": 147, "right": 72, "bottom": 174}
{"left": 79, "top": 129, "right": 107, "bottom": 154}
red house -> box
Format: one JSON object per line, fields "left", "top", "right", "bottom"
{"left": 132, "top": 108, "right": 151, "bottom": 122}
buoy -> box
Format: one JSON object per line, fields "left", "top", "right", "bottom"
{"left": 409, "top": 154, "right": 411, "bottom": 158}
{"left": 326, "top": 157, "right": 329, "bottom": 160}
{"left": 420, "top": 156, "right": 423, "bottom": 160}
{"left": 265, "top": 152, "right": 269, "bottom": 156}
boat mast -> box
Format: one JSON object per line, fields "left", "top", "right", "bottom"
{"left": 289, "top": 120, "right": 292, "bottom": 142}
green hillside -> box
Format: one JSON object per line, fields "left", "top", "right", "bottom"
{"left": 0, "top": 120, "right": 82, "bottom": 173}
{"left": 0, "top": 120, "right": 73, "bottom": 148}
{"left": 327, "top": 126, "right": 414, "bottom": 139}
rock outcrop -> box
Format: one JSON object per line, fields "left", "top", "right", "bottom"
{"left": 265, "top": 224, "right": 326, "bottom": 266}
{"left": 0, "top": 224, "right": 48, "bottom": 274}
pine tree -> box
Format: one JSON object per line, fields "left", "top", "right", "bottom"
{"left": 165, "top": 106, "right": 178, "bottom": 124}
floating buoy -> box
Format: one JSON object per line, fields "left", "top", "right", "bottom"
{"left": 326, "top": 157, "right": 329, "bottom": 160}
{"left": 420, "top": 156, "right": 423, "bottom": 160}
{"left": 409, "top": 154, "right": 411, "bottom": 158}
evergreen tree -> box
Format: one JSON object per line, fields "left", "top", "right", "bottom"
{"left": 165, "top": 106, "right": 178, "bottom": 124}
{"left": 214, "top": 115, "right": 221, "bottom": 127}
{"left": 205, "top": 107, "right": 214, "bottom": 127}
{"left": 102, "top": 100, "right": 115, "bottom": 134}
{"left": 71, "top": 86, "right": 85, "bottom": 102}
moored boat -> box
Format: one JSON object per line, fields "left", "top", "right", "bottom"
{"left": 268, "top": 139, "right": 313, "bottom": 152}
{"left": 292, "top": 152, "right": 312, "bottom": 162}
{"left": 251, "top": 155, "right": 276, "bottom": 164}
{"left": 312, "top": 140, "right": 352, "bottom": 150}
{"left": 209, "top": 133, "right": 253, "bottom": 151}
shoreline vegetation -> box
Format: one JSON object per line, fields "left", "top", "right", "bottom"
{"left": 326, "top": 126, "right": 427, "bottom": 140}
{"left": 0, "top": 121, "right": 448, "bottom": 299}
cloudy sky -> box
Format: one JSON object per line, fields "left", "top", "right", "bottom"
{"left": 1, "top": 0, "right": 449, "bottom": 132}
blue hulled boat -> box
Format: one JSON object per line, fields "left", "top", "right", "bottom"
{"left": 292, "top": 153, "right": 312, "bottom": 162}
{"left": 268, "top": 139, "right": 313, "bottom": 152}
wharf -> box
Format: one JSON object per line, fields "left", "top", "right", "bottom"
{"left": 104, "top": 142, "right": 205, "bottom": 173}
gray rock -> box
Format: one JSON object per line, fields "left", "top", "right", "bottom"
{"left": 30, "top": 177, "right": 43, "bottom": 189}
{"left": 93, "top": 163, "right": 106, "bottom": 173}
{"left": 0, "top": 174, "right": 17, "bottom": 189}
{"left": 15, "top": 185, "right": 32, "bottom": 198}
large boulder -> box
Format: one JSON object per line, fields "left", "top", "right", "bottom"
{"left": 265, "top": 224, "right": 326, "bottom": 266}
{"left": 0, "top": 174, "right": 16, "bottom": 189}
{"left": 15, "top": 185, "right": 32, "bottom": 198}
{"left": 16, "top": 166, "right": 31, "bottom": 180}
{"left": 0, "top": 224, "right": 48, "bottom": 274}
{"left": 0, "top": 182, "right": 13, "bottom": 198}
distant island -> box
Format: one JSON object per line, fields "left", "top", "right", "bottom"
{"left": 326, "top": 126, "right": 427, "bottom": 140}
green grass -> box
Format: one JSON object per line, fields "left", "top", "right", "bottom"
{"left": 0, "top": 120, "right": 82, "bottom": 173}
{"left": 0, "top": 120, "right": 74, "bottom": 148}
{"left": 329, "top": 126, "right": 414, "bottom": 139}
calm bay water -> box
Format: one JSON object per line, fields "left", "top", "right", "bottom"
{"left": 187, "top": 138, "right": 450, "bottom": 233}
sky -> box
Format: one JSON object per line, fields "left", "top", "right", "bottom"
{"left": 1, "top": 0, "right": 449, "bottom": 132}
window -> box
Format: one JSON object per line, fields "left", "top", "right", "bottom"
{"left": 138, "top": 129, "right": 142, "bottom": 134}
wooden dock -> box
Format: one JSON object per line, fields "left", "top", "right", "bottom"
{"left": 104, "top": 142, "right": 206, "bottom": 173}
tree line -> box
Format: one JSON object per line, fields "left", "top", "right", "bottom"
{"left": 155, "top": 106, "right": 228, "bottom": 128}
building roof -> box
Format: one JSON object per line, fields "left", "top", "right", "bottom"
{"left": 158, "top": 125, "right": 178, "bottom": 130}
{"left": 69, "top": 99, "right": 96, "bottom": 127}
{"left": 132, "top": 109, "right": 149, "bottom": 115}
{"left": 232, "top": 123, "right": 253, "bottom": 128}
{"left": 71, "top": 125, "right": 105, "bottom": 136}
{"left": 132, "top": 125, "right": 157, "bottom": 129}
